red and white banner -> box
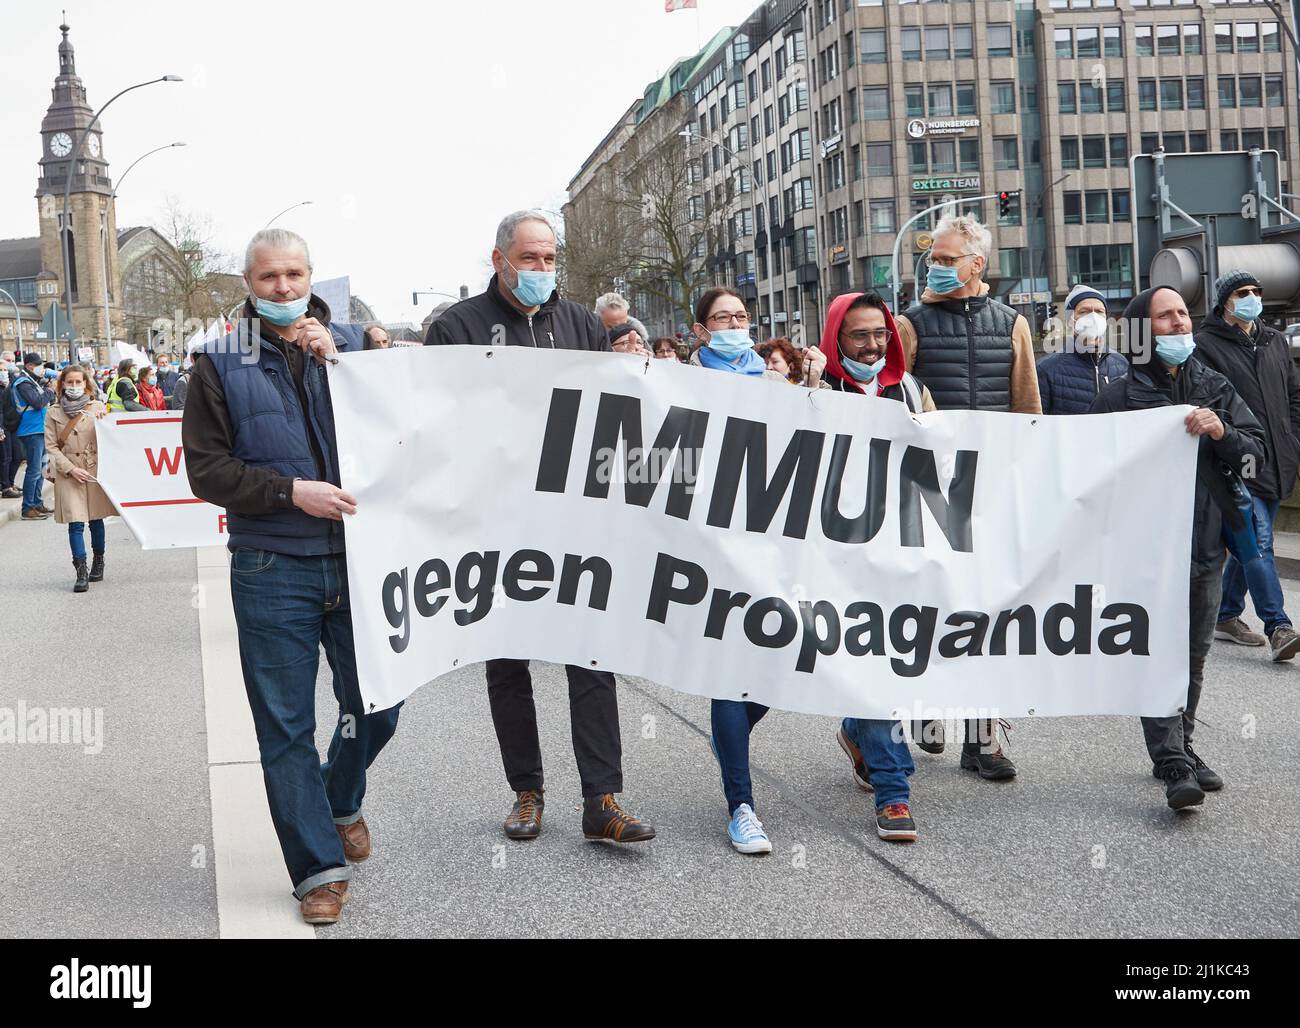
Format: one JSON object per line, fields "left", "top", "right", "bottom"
{"left": 95, "top": 413, "right": 228, "bottom": 550}
{"left": 665, "top": 0, "right": 697, "bottom": 12}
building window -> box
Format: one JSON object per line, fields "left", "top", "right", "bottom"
{"left": 910, "top": 196, "right": 933, "bottom": 232}
{"left": 1061, "top": 137, "right": 1080, "bottom": 169}
{"left": 864, "top": 86, "right": 889, "bottom": 121}
{"left": 1139, "top": 79, "right": 1157, "bottom": 111}
{"left": 1083, "top": 136, "right": 1106, "bottom": 168}
{"left": 1239, "top": 76, "right": 1262, "bottom": 108}
{"left": 1059, "top": 82, "right": 1077, "bottom": 114}
{"left": 1242, "top": 128, "right": 1265, "bottom": 152}
{"left": 1263, "top": 22, "right": 1281, "bottom": 53}
{"left": 1063, "top": 191, "right": 1083, "bottom": 225}
{"left": 1183, "top": 24, "right": 1202, "bottom": 55}
{"left": 1079, "top": 82, "right": 1103, "bottom": 113}
{"left": 925, "top": 27, "right": 949, "bottom": 61}
{"left": 954, "top": 24, "right": 973, "bottom": 59}
{"left": 1022, "top": 82, "right": 1039, "bottom": 112}
{"left": 852, "top": 144, "right": 862, "bottom": 181}
{"left": 860, "top": 30, "right": 885, "bottom": 64}
{"left": 869, "top": 199, "right": 896, "bottom": 235}
{"left": 1160, "top": 79, "right": 1183, "bottom": 110}
{"left": 991, "top": 80, "right": 1016, "bottom": 114}
{"left": 902, "top": 28, "right": 921, "bottom": 62}
{"left": 1067, "top": 244, "right": 1132, "bottom": 288}
{"left": 1055, "top": 28, "right": 1073, "bottom": 58}
{"left": 1268, "top": 128, "right": 1287, "bottom": 154}
{"left": 1187, "top": 77, "right": 1205, "bottom": 110}
{"left": 1188, "top": 132, "right": 1208, "bottom": 153}
{"left": 988, "top": 24, "right": 1013, "bottom": 58}
{"left": 905, "top": 84, "right": 924, "bottom": 118}
{"left": 1266, "top": 74, "right": 1284, "bottom": 108}
{"left": 1218, "top": 77, "right": 1237, "bottom": 108}
{"left": 1085, "top": 191, "right": 1109, "bottom": 224}
{"left": 956, "top": 82, "right": 976, "bottom": 116}
{"left": 852, "top": 200, "right": 864, "bottom": 239}
{"left": 993, "top": 137, "right": 1019, "bottom": 170}
{"left": 1215, "top": 23, "right": 1233, "bottom": 54}
{"left": 1236, "top": 22, "right": 1259, "bottom": 54}
{"left": 1112, "top": 191, "right": 1132, "bottom": 222}
{"left": 998, "top": 247, "right": 1025, "bottom": 280}
{"left": 908, "top": 141, "right": 927, "bottom": 173}
{"left": 866, "top": 143, "right": 892, "bottom": 177}
{"left": 1157, "top": 25, "right": 1180, "bottom": 56}
{"left": 931, "top": 140, "right": 956, "bottom": 174}
{"left": 1110, "top": 134, "right": 1128, "bottom": 167}
{"left": 1140, "top": 133, "right": 1159, "bottom": 154}
{"left": 959, "top": 138, "right": 980, "bottom": 172}
{"left": 1103, "top": 26, "right": 1123, "bottom": 57}
{"left": 1078, "top": 27, "right": 1101, "bottom": 59}
{"left": 1221, "top": 129, "right": 1239, "bottom": 151}
{"left": 928, "top": 84, "right": 953, "bottom": 117}
{"left": 1107, "top": 81, "right": 1125, "bottom": 112}
{"left": 1136, "top": 26, "right": 1153, "bottom": 57}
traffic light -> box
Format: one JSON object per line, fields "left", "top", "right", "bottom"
{"left": 1035, "top": 302, "right": 1047, "bottom": 322}
{"left": 897, "top": 288, "right": 911, "bottom": 309}
{"left": 1047, "top": 303, "right": 1058, "bottom": 321}
{"left": 998, "top": 190, "right": 1020, "bottom": 218}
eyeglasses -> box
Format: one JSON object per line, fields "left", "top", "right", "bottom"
{"left": 925, "top": 252, "right": 979, "bottom": 269}
{"left": 1233, "top": 287, "right": 1263, "bottom": 298}
{"left": 707, "top": 311, "right": 750, "bottom": 327}
{"left": 843, "top": 329, "right": 890, "bottom": 344}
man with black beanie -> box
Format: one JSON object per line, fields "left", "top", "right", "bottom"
{"left": 1194, "top": 269, "right": 1300, "bottom": 663}
{"left": 1089, "top": 286, "right": 1266, "bottom": 810}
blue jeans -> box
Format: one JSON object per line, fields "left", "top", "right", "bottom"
{"left": 842, "top": 718, "right": 914, "bottom": 809}
{"left": 68, "top": 520, "right": 106, "bottom": 561}
{"left": 711, "top": 699, "right": 768, "bottom": 814}
{"left": 1218, "top": 493, "right": 1290, "bottom": 636}
{"left": 19, "top": 433, "right": 44, "bottom": 513}
{"left": 228, "top": 548, "right": 402, "bottom": 898}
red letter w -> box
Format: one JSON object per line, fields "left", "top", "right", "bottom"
{"left": 145, "top": 447, "right": 183, "bottom": 476}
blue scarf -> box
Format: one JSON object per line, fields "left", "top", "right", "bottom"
{"left": 697, "top": 344, "right": 766, "bottom": 376}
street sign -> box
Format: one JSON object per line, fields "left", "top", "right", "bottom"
{"left": 912, "top": 175, "right": 981, "bottom": 193}
{"left": 1008, "top": 291, "right": 1050, "bottom": 305}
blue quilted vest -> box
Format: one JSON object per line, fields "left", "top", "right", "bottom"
{"left": 203, "top": 319, "right": 362, "bottom": 555}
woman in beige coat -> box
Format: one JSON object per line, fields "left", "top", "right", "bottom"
{"left": 44, "top": 364, "right": 115, "bottom": 593}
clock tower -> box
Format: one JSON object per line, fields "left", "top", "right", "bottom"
{"left": 35, "top": 19, "right": 124, "bottom": 349}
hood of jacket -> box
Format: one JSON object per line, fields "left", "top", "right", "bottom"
{"left": 819, "top": 292, "right": 905, "bottom": 395}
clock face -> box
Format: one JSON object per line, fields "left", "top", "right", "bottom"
{"left": 50, "top": 132, "right": 72, "bottom": 157}
{"left": 87, "top": 134, "right": 100, "bottom": 158}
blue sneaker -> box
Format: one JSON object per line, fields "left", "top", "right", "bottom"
{"left": 727, "top": 803, "right": 772, "bottom": 854}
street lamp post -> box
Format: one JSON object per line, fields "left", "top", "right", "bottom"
{"left": 1023, "top": 173, "right": 1071, "bottom": 337}
{"left": 60, "top": 74, "right": 182, "bottom": 364}
{"left": 679, "top": 129, "right": 767, "bottom": 340}
{"left": 265, "top": 201, "right": 313, "bottom": 228}
{"left": 0, "top": 288, "right": 24, "bottom": 355}
{"left": 100, "top": 142, "right": 185, "bottom": 361}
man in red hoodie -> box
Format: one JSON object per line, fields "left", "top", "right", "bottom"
{"left": 820, "top": 290, "right": 934, "bottom": 843}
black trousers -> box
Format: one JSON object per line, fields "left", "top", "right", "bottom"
{"left": 0, "top": 430, "right": 18, "bottom": 489}
{"left": 485, "top": 659, "right": 623, "bottom": 798}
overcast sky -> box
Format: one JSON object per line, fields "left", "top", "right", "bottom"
{"left": 0, "top": 0, "right": 759, "bottom": 326}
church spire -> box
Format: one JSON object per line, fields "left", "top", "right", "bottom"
{"left": 58, "top": 14, "right": 76, "bottom": 77}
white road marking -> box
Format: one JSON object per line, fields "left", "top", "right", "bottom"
{"left": 196, "top": 545, "right": 313, "bottom": 939}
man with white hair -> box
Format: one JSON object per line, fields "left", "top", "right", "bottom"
{"left": 426, "top": 210, "right": 656, "bottom": 846}
{"left": 183, "top": 227, "right": 402, "bottom": 925}
{"left": 895, "top": 212, "right": 1041, "bottom": 781}
{"left": 595, "top": 292, "right": 630, "bottom": 331}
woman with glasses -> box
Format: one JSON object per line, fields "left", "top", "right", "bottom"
{"left": 689, "top": 286, "right": 825, "bottom": 855}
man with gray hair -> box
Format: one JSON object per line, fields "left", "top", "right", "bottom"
{"left": 595, "top": 291, "right": 650, "bottom": 345}
{"left": 183, "top": 226, "right": 402, "bottom": 925}
{"left": 426, "top": 210, "right": 656, "bottom": 846}
{"left": 895, "top": 212, "right": 1040, "bottom": 780}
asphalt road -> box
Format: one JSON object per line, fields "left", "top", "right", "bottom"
{"left": 2, "top": 497, "right": 1298, "bottom": 938}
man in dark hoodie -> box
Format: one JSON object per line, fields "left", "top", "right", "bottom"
{"left": 820, "top": 291, "right": 935, "bottom": 842}
{"left": 1193, "top": 270, "right": 1300, "bottom": 663}
{"left": 1089, "top": 286, "right": 1266, "bottom": 810}
{"left": 425, "top": 210, "right": 655, "bottom": 848}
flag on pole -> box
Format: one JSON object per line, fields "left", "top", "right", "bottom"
{"left": 665, "top": 0, "right": 697, "bottom": 11}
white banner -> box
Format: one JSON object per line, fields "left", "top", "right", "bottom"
{"left": 95, "top": 412, "right": 227, "bottom": 550}
{"left": 330, "top": 347, "right": 1197, "bottom": 721}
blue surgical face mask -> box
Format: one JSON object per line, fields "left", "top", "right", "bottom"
{"left": 1155, "top": 333, "right": 1196, "bottom": 366}
{"left": 504, "top": 258, "right": 556, "bottom": 308}
{"left": 841, "top": 352, "right": 885, "bottom": 384}
{"left": 925, "top": 262, "right": 970, "bottom": 296}
{"left": 253, "top": 293, "right": 311, "bottom": 326}
{"left": 706, "top": 328, "right": 754, "bottom": 358}
{"left": 1232, "top": 294, "right": 1263, "bottom": 321}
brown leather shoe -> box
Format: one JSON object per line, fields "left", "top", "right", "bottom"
{"left": 336, "top": 817, "right": 371, "bottom": 862}
{"left": 299, "top": 881, "right": 349, "bottom": 925}
{"left": 37, "top": 505, "right": 54, "bottom": 515}
{"left": 504, "top": 789, "right": 544, "bottom": 840}
{"left": 21, "top": 509, "right": 48, "bottom": 520}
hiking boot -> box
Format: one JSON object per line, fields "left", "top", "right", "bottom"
{"left": 582, "top": 794, "right": 655, "bottom": 843}
{"left": 1185, "top": 745, "right": 1223, "bottom": 792}
{"left": 504, "top": 789, "right": 544, "bottom": 841}
{"left": 876, "top": 802, "right": 917, "bottom": 843}
{"left": 21, "top": 509, "right": 48, "bottom": 520}
{"left": 911, "top": 719, "right": 945, "bottom": 754}
{"left": 1269, "top": 625, "right": 1300, "bottom": 663}
{"left": 835, "top": 725, "right": 873, "bottom": 791}
{"left": 727, "top": 803, "right": 772, "bottom": 855}
{"left": 959, "top": 720, "right": 1017, "bottom": 781}
{"left": 73, "top": 559, "right": 89, "bottom": 593}
{"left": 335, "top": 816, "right": 371, "bottom": 861}
{"left": 1160, "top": 765, "right": 1205, "bottom": 810}
{"left": 299, "top": 881, "right": 349, "bottom": 925}
{"left": 1214, "top": 617, "right": 1266, "bottom": 647}
{"left": 88, "top": 552, "right": 105, "bottom": 583}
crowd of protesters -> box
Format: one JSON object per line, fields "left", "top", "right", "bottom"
{"left": 3, "top": 206, "right": 1294, "bottom": 927}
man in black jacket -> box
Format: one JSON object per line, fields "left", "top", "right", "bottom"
{"left": 425, "top": 210, "right": 654, "bottom": 846}
{"left": 1194, "top": 270, "right": 1300, "bottom": 662}
{"left": 1090, "top": 286, "right": 1266, "bottom": 810}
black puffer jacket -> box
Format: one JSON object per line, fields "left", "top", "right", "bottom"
{"left": 1192, "top": 310, "right": 1300, "bottom": 500}
{"left": 424, "top": 274, "right": 608, "bottom": 351}
{"left": 1089, "top": 291, "right": 1266, "bottom": 572}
